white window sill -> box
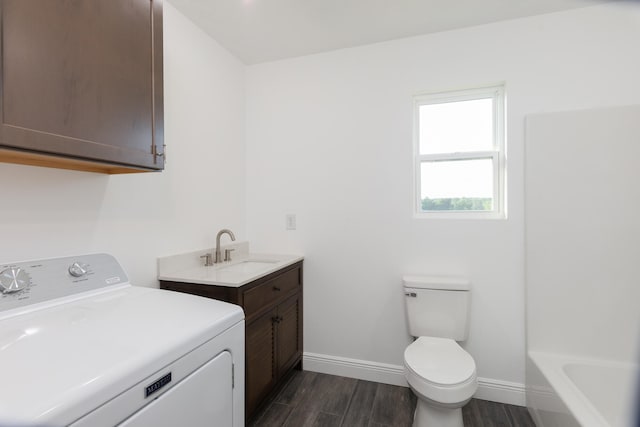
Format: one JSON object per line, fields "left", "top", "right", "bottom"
{"left": 413, "top": 211, "right": 506, "bottom": 220}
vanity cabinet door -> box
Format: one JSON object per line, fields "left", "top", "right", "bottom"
{"left": 0, "top": 0, "right": 164, "bottom": 173}
{"left": 276, "top": 293, "right": 302, "bottom": 375}
{"left": 246, "top": 293, "right": 302, "bottom": 418}
{"left": 246, "top": 308, "right": 277, "bottom": 418}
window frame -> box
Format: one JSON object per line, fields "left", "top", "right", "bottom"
{"left": 413, "top": 84, "right": 506, "bottom": 219}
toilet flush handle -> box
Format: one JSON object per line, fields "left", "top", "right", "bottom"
{"left": 405, "top": 292, "right": 417, "bottom": 297}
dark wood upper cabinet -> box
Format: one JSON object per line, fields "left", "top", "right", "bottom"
{"left": 0, "top": 0, "right": 164, "bottom": 174}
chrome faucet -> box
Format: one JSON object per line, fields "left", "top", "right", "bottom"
{"left": 215, "top": 229, "right": 236, "bottom": 263}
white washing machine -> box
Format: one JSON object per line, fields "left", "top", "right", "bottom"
{"left": 0, "top": 253, "right": 244, "bottom": 427}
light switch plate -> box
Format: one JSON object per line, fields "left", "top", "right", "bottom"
{"left": 285, "top": 214, "right": 296, "bottom": 230}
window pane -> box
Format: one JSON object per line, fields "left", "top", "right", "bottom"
{"left": 419, "top": 98, "right": 493, "bottom": 154}
{"left": 420, "top": 158, "right": 493, "bottom": 211}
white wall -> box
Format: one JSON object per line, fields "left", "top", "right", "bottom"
{"left": 526, "top": 105, "right": 640, "bottom": 363}
{"left": 0, "top": 2, "right": 246, "bottom": 287}
{"left": 245, "top": 2, "right": 640, "bottom": 402}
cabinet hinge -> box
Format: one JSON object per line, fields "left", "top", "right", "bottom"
{"left": 151, "top": 143, "right": 166, "bottom": 164}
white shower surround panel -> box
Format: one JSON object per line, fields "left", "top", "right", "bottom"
{"left": 525, "top": 105, "right": 640, "bottom": 426}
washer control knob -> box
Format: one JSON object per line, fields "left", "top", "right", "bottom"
{"left": 0, "top": 267, "right": 30, "bottom": 294}
{"left": 68, "top": 262, "right": 88, "bottom": 278}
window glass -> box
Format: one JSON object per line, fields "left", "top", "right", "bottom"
{"left": 420, "top": 159, "right": 493, "bottom": 211}
{"left": 419, "top": 98, "right": 493, "bottom": 155}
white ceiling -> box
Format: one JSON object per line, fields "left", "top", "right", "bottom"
{"left": 167, "top": 0, "right": 611, "bottom": 65}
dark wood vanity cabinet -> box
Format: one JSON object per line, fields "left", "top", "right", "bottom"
{"left": 160, "top": 261, "right": 303, "bottom": 421}
{"left": 0, "top": 0, "right": 164, "bottom": 174}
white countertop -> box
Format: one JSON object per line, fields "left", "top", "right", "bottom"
{"left": 158, "top": 243, "right": 303, "bottom": 288}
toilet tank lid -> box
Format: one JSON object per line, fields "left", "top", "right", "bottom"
{"left": 402, "top": 275, "right": 471, "bottom": 291}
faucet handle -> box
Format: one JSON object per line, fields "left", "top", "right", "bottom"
{"left": 200, "top": 253, "right": 213, "bottom": 266}
{"left": 224, "top": 248, "right": 235, "bottom": 262}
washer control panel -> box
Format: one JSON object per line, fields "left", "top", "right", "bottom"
{"left": 0, "top": 254, "right": 128, "bottom": 313}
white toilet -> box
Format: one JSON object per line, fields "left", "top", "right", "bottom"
{"left": 403, "top": 275, "right": 477, "bottom": 427}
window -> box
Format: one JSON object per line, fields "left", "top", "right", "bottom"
{"left": 414, "top": 85, "right": 505, "bottom": 218}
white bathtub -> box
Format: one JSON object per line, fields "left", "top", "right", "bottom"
{"left": 527, "top": 351, "right": 639, "bottom": 427}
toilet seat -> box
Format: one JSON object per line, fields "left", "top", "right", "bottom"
{"left": 404, "top": 336, "right": 477, "bottom": 405}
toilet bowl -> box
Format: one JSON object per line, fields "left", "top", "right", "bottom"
{"left": 402, "top": 276, "right": 477, "bottom": 427}
{"left": 404, "top": 336, "right": 477, "bottom": 427}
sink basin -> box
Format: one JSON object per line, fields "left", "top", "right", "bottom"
{"left": 217, "top": 260, "right": 278, "bottom": 274}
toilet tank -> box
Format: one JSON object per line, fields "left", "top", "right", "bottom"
{"left": 403, "top": 276, "right": 471, "bottom": 341}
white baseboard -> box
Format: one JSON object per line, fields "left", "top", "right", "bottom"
{"left": 302, "top": 352, "right": 526, "bottom": 406}
{"left": 475, "top": 377, "right": 526, "bottom": 406}
{"left": 303, "top": 352, "right": 408, "bottom": 386}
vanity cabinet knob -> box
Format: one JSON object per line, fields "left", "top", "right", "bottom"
{"left": 272, "top": 316, "right": 283, "bottom": 324}
{"left": 273, "top": 286, "right": 281, "bottom": 291}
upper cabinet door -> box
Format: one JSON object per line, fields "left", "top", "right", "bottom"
{"left": 0, "top": 0, "right": 164, "bottom": 173}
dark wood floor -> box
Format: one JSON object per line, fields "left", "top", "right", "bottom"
{"left": 250, "top": 370, "right": 536, "bottom": 427}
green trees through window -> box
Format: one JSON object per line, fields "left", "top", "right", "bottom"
{"left": 421, "top": 197, "right": 492, "bottom": 211}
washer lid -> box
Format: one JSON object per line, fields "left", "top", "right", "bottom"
{"left": 404, "top": 336, "right": 476, "bottom": 386}
{"left": 0, "top": 286, "right": 244, "bottom": 426}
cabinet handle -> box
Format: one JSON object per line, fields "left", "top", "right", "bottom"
{"left": 273, "top": 286, "right": 281, "bottom": 291}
